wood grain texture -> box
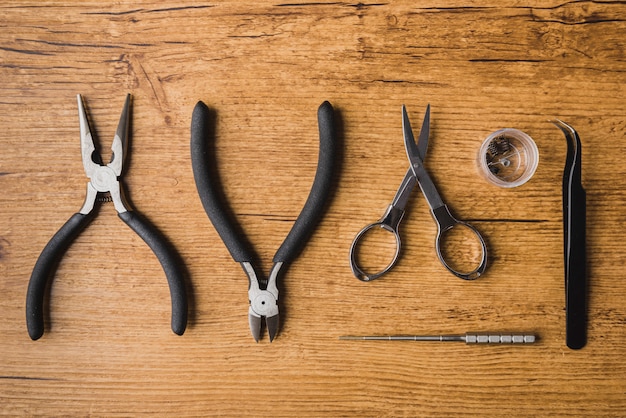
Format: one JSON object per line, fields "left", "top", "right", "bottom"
{"left": 1, "top": 1, "right": 626, "bottom": 416}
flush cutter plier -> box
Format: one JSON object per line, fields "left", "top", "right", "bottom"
{"left": 190, "top": 101, "right": 337, "bottom": 342}
{"left": 26, "top": 94, "right": 188, "bottom": 340}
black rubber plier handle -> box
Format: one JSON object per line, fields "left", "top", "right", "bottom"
{"left": 26, "top": 94, "right": 188, "bottom": 340}
{"left": 190, "top": 101, "right": 337, "bottom": 342}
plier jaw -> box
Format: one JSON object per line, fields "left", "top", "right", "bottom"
{"left": 243, "top": 261, "right": 281, "bottom": 342}
{"left": 77, "top": 94, "right": 131, "bottom": 215}
{"left": 248, "top": 309, "right": 280, "bottom": 343}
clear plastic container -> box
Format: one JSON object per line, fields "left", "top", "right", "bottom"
{"left": 477, "top": 128, "right": 539, "bottom": 188}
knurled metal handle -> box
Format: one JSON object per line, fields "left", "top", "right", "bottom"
{"left": 465, "top": 334, "right": 536, "bottom": 344}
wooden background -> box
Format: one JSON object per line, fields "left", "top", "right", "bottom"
{"left": 2, "top": 1, "right": 625, "bottom": 416}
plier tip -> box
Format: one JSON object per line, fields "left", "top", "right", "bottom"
{"left": 248, "top": 312, "right": 280, "bottom": 343}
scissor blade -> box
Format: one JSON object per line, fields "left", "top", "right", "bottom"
{"left": 402, "top": 104, "right": 430, "bottom": 163}
{"left": 418, "top": 105, "right": 430, "bottom": 158}
{"left": 108, "top": 94, "right": 131, "bottom": 176}
{"left": 77, "top": 94, "right": 101, "bottom": 177}
{"left": 403, "top": 105, "right": 445, "bottom": 210}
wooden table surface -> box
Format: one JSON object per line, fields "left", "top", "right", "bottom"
{"left": 2, "top": 1, "right": 625, "bottom": 416}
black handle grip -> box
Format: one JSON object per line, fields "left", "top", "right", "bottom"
{"left": 26, "top": 212, "right": 93, "bottom": 340}
{"left": 273, "top": 101, "right": 337, "bottom": 263}
{"left": 190, "top": 101, "right": 255, "bottom": 263}
{"left": 566, "top": 184, "right": 587, "bottom": 349}
{"left": 119, "top": 211, "right": 188, "bottom": 336}
{"left": 558, "top": 120, "right": 587, "bottom": 350}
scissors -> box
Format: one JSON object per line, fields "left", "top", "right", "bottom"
{"left": 349, "top": 104, "right": 488, "bottom": 281}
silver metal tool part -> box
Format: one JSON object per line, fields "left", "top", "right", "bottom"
{"left": 78, "top": 94, "right": 131, "bottom": 215}
{"left": 340, "top": 333, "right": 536, "bottom": 344}
{"left": 244, "top": 261, "right": 281, "bottom": 342}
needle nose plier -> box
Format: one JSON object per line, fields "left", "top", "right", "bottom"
{"left": 191, "top": 101, "right": 337, "bottom": 342}
{"left": 26, "top": 94, "right": 188, "bottom": 340}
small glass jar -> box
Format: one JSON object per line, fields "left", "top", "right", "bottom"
{"left": 477, "top": 128, "right": 539, "bottom": 188}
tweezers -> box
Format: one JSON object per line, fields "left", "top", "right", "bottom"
{"left": 553, "top": 120, "right": 586, "bottom": 350}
